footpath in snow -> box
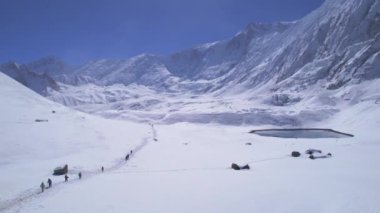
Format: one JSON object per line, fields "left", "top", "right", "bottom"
{"left": 0, "top": 124, "right": 155, "bottom": 212}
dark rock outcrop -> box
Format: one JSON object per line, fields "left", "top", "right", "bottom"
{"left": 53, "top": 164, "right": 68, "bottom": 176}
{"left": 231, "top": 163, "right": 250, "bottom": 170}
{"left": 291, "top": 151, "right": 301, "bottom": 157}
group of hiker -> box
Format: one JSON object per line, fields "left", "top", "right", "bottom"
{"left": 39, "top": 178, "right": 52, "bottom": 192}
{"left": 291, "top": 149, "right": 333, "bottom": 159}
{"left": 40, "top": 150, "right": 134, "bottom": 193}
{"left": 40, "top": 172, "right": 82, "bottom": 192}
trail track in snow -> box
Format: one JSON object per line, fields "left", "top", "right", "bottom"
{"left": 0, "top": 123, "right": 294, "bottom": 212}
{"left": 0, "top": 124, "right": 156, "bottom": 212}
{"left": 110, "top": 155, "right": 291, "bottom": 175}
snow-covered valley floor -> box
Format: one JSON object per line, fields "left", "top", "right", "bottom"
{"left": 1, "top": 73, "right": 380, "bottom": 212}
{"left": 5, "top": 122, "right": 380, "bottom": 213}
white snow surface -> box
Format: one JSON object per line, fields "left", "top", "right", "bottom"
{"left": 0, "top": 73, "right": 150, "bottom": 211}
{"left": 1, "top": 0, "right": 380, "bottom": 212}
{"left": 1, "top": 66, "right": 380, "bottom": 212}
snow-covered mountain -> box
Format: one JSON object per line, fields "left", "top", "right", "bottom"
{"left": 67, "top": 0, "right": 379, "bottom": 93}
{"left": 0, "top": 62, "right": 60, "bottom": 95}
{"left": 220, "top": 0, "right": 380, "bottom": 94}
{"left": 68, "top": 21, "right": 294, "bottom": 90}
{"left": 72, "top": 55, "right": 176, "bottom": 88}
{"left": 25, "top": 56, "right": 74, "bottom": 77}
{"left": 45, "top": 0, "right": 380, "bottom": 124}
{"left": 3, "top": 0, "right": 380, "bottom": 125}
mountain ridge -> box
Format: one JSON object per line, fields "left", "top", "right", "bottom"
{"left": 1, "top": 0, "right": 379, "bottom": 125}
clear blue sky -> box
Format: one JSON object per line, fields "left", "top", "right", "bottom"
{"left": 0, "top": 0, "right": 324, "bottom": 65}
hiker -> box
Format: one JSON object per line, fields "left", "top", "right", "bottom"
{"left": 40, "top": 182, "right": 45, "bottom": 192}
{"left": 64, "top": 174, "right": 69, "bottom": 182}
{"left": 101, "top": 166, "right": 104, "bottom": 172}
{"left": 47, "top": 178, "right": 52, "bottom": 188}
{"left": 130, "top": 150, "right": 133, "bottom": 154}
{"left": 125, "top": 154, "right": 129, "bottom": 161}
{"left": 78, "top": 172, "right": 82, "bottom": 179}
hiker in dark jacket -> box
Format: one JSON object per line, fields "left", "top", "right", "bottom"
{"left": 78, "top": 172, "right": 82, "bottom": 179}
{"left": 101, "top": 166, "right": 104, "bottom": 172}
{"left": 125, "top": 154, "right": 129, "bottom": 161}
{"left": 47, "top": 178, "right": 52, "bottom": 188}
{"left": 40, "top": 182, "right": 45, "bottom": 192}
{"left": 64, "top": 174, "right": 69, "bottom": 182}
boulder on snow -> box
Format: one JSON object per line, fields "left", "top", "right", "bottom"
{"left": 53, "top": 164, "right": 68, "bottom": 176}
{"left": 231, "top": 163, "right": 240, "bottom": 170}
{"left": 291, "top": 151, "right": 301, "bottom": 157}
{"left": 245, "top": 142, "right": 252, "bottom": 145}
{"left": 35, "top": 119, "right": 48, "bottom": 122}
{"left": 231, "top": 163, "right": 250, "bottom": 170}
{"left": 240, "top": 164, "right": 250, "bottom": 170}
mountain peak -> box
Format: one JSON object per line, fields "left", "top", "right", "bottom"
{"left": 26, "top": 56, "right": 73, "bottom": 77}
{"left": 242, "top": 21, "right": 296, "bottom": 37}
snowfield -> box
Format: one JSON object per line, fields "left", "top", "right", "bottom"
{"left": 1, "top": 0, "right": 380, "bottom": 211}
{"left": 1, "top": 70, "right": 380, "bottom": 212}
{"left": 0, "top": 73, "right": 150, "bottom": 211}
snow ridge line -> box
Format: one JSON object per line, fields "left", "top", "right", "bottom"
{"left": 0, "top": 124, "right": 155, "bottom": 212}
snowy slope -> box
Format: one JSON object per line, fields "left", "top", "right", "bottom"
{"left": 3, "top": 98, "right": 380, "bottom": 213}
{"left": 1, "top": 43, "right": 380, "bottom": 213}
{"left": 46, "top": 77, "right": 380, "bottom": 127}
{"left": 0, "top": 73, "right": 150, "bottom": 209}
